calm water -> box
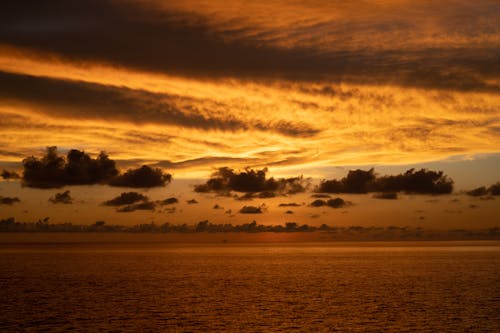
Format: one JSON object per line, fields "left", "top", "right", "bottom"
{"left": 1, "top": 241, "right": 499, "bottom": 332}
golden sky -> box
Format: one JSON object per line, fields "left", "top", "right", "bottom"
{"left": 0, "top": 0, "right": 499, "bottom": 228}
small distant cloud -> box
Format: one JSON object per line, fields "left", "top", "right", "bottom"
{"left": 0, "top": 196, "right": 20, "bottom": 205}
{"left": 213, "top": 204, "right": 223, "bottom": 209}
{"left": 279, "top": 202, "right": 301, "bottom": 207}
{"left": 239, "top": 205, "right": 263, "bottom": 214}
{"left": 104, "top": 192, "right": 148, "bottom": 206}
{"left": 186, "top": 199, "right": 198, "bottom": 204}
{"left": 160, "top": 197, "right": 178, "bottom": 205}
{"left": 309, "top": 197, "right": 349, "bottom": 208}
{"left": 373, "top": 192, "right": 398, "bottom": 200}
{"left": 49, "top": 190, "right": 73, "bottom": 204}
{"left": 1, "top": 170, "right": 20, "bottom": 180}
{"left": 285, "top": 210, "right": 294, "bottom": 214}
{"left": 117, "top": 201, "right": 156, "bottom": 212}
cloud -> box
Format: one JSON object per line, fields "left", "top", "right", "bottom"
{"left": 194, "top": 167, "right": 309, "bottom": 195}
{"left": 1, "top": 1, "right": 499, "bottom": 92}
{"left": 239, "top": 206, "right": 263, "bottom": 214}
{"left": 117, "top": 201, "right": 156, "bottom": 213}
{"left": 373, "top": 192, "right": 398, "bottom": 200}
{"left": 160, "top": 197, "right": 178, "bottom": 205}
{"left": 278, "top": 203, "right": 301, "bottom": 207}
{"left": 316, "top": 168, "right": 454, "bottom": 194}
{"left": 0, "top": 196, "right": 20, "bottom": 205}
{"left": 49, "top": 190, "right": 73, "bottom": 204}
{"left": 466, "top": 182, "right": 500, "bottom": 196}
{"left": 0, "top": 71, "right": 319, "bottom": 138}
{"left": 22, "top": 146, "right": 118, "bottom": 188}
{"left": 1, "top": 169, "right": 20, "bottom": 179}
{"left": 103, "top": 192, "right": 148, "bottom": 206}
{"left": 109, "top": 165, "right": 171, "bottom": 188}
{"left": 309, "top": 198, "right": 349, "bottom": 208}
{"left": 186, "top": 199, "right": 198, "bottom": 204}
{"left": 21, "top": 147, "right": 172, "bottom": 188}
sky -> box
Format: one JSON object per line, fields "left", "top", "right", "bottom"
{"left": 0, "top": 0, "right": 499, "bottom": 229}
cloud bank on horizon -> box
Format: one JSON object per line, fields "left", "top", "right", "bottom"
{"left": 0, "top": 0, "right": 499, "bottom": 178}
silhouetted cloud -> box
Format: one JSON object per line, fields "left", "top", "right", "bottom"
{"left": 159, "top": 197, "right": 178, "bottom": 205}
{"left": 109, "top": 165, "right": 171, "bottom": 188}
{"left": 278, "top": 203, "right": 301, "bottom": 207}
{"left": 186, "top": 199, "right": 198, "bottom": 204}
{"left": 373, "top": 192, "right": 398, "bottom": 200}
{"left": 489, "top": 182, "right": 500, "bottom": 195}
{"left": 194, "top": 167, "right": 309, "bottom": 195}
{"left": 1, "top": 169, "right": 20, "bottom": 179}
{"left": 316, "top": 168, "right": 453, "bottom": 194}
{"left": 309, "top": 198, "right": 349, "bottom": 208}
{"left": 285, "top": 210, "right": 294, "bottom": 214}
{"left": 103, "top": 192, "right": 148, "bottom": 206}
{"left": 49, "top": 190, "right": 73, "bottom": 204}
{"left": 466, "top": 186, "right": 488, "bottom": 197}
{"left": 467, "top": 182, "right": 500, "bottom": 196}
{"left": 0, "top": 196, "right": 20, "bottom": 205}
{"left": 22, "top": 147, "right": 118, "bottom": 188}
{"left": 239, "top": 206, "right": 263, "bottom": 214}
{"left": 117, "top": 201, "right": 156, "bottom": 213}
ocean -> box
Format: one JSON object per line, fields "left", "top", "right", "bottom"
{"left": 1, "top": 238, "right": 499, "bottom": 332}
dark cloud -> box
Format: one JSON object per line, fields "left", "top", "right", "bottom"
{"left": 285, "top": 210, "right": 294, "bottom": 214}
{"left": 309, "top": 198, "right": 349, "bottom": 208}
{"left": 0, "top": 0, "right": 500, "bottom": 91}
{"left": 489, "top": 182, "right": 500, "bottom": 195}
{"left": 316, "top": 168, "right": 453, "bottom": 194}
{"left": 0, "top": 196, "right": 20, "bottom": 205}
{"left": 22, "top": 147, "right": 118, "bottom": 188}
{"left": 466, "top": 186, "right": 488, "bottom": 197}
{"left": 1, "top": 169, "right": 20, "bottom": 179}
{"left": 103, "top": 192, "right": 148, "bottom": 206}
{"left": 0, "top": 71, "right": 319, "bottom": 138}
{"left": 239, "top": 206, "right": 263, "bottom": 214}
{"left": 109, "top": 165, "right": 171, "bottom": 188}
{"left": 373, "top": 192, "right": 398, "bottom": 200}
{"left": 49, "top": 190, "right": 73, "bottom": 204}
{"left": 186, "top": 199, "right": 198, "bottom": 204}
{"left": 278, "top": 203, "right": 301, "bottom": 207}
{"left": 1, "top": 1, "right": 499, "bottom": 92}
{"left": 194, "top": 167, "right": 309, "bottom": 195}
{"left": 466, "top": 182, "right": 500, "bottom": 196}
{"left": 160, "top": 197, "right": 178, "bottom": 205}
{"left": 117, "top": 201, "right": 156, "bottom": 213}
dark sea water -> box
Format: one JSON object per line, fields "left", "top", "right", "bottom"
{"left": 1, "top": 240, "right": 499, "bottom": 332}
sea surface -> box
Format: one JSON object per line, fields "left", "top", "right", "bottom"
{"left": 1, "top": 238, "right": 499, "bottom": 332}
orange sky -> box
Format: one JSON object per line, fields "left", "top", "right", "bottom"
{"left": 0, "top": 0, "right": 499, "bottom": 229}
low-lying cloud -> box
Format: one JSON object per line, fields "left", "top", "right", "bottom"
{"left": 317, "top": 168, "right": 453, "bottom": 194}
{"left": 21, "top": 147, "right": 171, "bottom": 188}
{"left": 194, "top": 167, "right": 309, "bottom": 196}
